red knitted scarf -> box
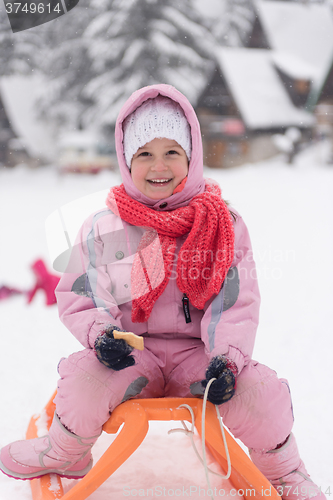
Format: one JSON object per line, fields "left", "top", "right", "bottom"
{"left": 106, "top": 183, "right": 235, "bottom": 323}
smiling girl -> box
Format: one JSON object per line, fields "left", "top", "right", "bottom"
{"left": 0, "top": 85, "right": 325, "bottom": 500}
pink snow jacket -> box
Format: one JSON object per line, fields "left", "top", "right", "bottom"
{"left": 56, "top": 84, "right": 260, "bottom": 375}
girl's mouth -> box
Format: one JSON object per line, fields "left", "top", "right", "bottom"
{"left": 147, "top": 179, "right": 172, "bottom": 186}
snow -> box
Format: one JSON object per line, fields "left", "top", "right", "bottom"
{"left": 0, "top": 142, "right": 333, "bottom": 499}
{"left": 35, "top": 409, "right": 52, "bottom": 438}
{"left": 215, "top": 48, "right": 314, "bottom": 129}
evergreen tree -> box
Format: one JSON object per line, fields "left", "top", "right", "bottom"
{"left": 0, "top": 8, "right": 15, "bottom": 73}
{"left": 2, "top": 0, "right": 222, "bottom": 135}
{"left": 34, "top": 0, "right": 96, "bottom": 129}
{"left": 0, "top": 6, "right": 43, "bottom": 75}
{"left": 0, "top": 1, "right": 94, "bottom": 130}
{"left": 212, "top": 0, "right": 255, "bottom": 47}
{"left": 82, "top": 0, "right": 215, "bottom": 131}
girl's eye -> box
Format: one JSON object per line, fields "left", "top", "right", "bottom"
{"left": 167, "top": 150, "right": 178, "bottom": 155}
{"left": 138, "top": 151, "right": 151, "bottom": 157}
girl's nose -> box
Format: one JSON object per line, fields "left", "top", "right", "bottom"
{"left": 151, "top": 158, "right": 167, "bottom": 171}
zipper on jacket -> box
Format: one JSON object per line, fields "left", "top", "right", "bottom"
{"left": 182, "top": 293, "right": 192, "bottom": 323}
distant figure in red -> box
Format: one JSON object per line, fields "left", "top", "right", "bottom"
{"left": 27, "top": 259, "right": 60, "bottom": 306}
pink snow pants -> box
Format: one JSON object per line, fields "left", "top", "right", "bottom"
{"left": 55, "top": 337, "right": 294, "bottom": 452}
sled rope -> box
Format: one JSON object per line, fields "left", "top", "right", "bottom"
{"left": 168, "top": 378, "right": 231, "bottom": 500}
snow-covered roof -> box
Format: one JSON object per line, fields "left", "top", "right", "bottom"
{"left": 0, "top": 75, "right": 56, "bottom": 161}
{"left": 215, "top": 47, "right": 314, "bottom": 130}
{"left": 271, "top": 52, "right": 316, "bottom": 81}
{"left": 255, "top": 0, "right": 333, "bottom": 88}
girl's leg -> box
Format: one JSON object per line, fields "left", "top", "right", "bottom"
{"left": 169, "top": 354, "right": 324, "bottom": 500}
{"left": 54, "top": 347, "right": 165, "bottom": 437}
{"left": 0, "top": 412, "right": 98, "bottom": 480}
{"left": 221, "top": 361, "right": 324, "bottom": 500}
{"left": 218, "top": 361, "right": 294, "bottom": 451}
{"left": 250, "top": 434, "right": 325, "bottom": 500}
{"left": 0, "top": 347, "right": 165, "bottom": 480}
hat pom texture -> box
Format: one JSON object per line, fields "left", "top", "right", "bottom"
{"left": 123, "top": 96, "right": 192, "bottom": 168}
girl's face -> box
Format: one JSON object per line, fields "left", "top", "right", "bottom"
{"left": 130, "top": 138, "right": 189, "bottom": 200}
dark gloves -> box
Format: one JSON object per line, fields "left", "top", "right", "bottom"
{"left": 94, "top": 325, "right": 135, "bottom": 371}
{"left": 201, "top": 356, "right": 238, "bottom": 405}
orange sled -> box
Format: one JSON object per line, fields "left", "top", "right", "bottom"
{"left": 26, "top": 392, "right": 280, "bottom": 500}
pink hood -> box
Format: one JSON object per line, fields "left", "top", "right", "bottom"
{"left": 115, "top": 84, "right": 205, "bottom": 210}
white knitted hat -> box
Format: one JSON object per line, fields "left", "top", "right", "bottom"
{"left": 123, "top": 95, "right": 192, "bottom": 168}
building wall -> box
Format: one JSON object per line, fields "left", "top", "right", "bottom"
{"left": 202, "top": 134, "right": 280, "bottom": 169}
{"left": 247, "top": 135, "right": 280, "bottom": 163}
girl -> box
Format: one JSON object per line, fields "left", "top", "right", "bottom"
{"left": 0, "top": 84, "right": 325, "bottom": 500}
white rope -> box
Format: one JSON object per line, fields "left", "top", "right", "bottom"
{"left": 168, "top": 378, "right": 232, "bottom": 500}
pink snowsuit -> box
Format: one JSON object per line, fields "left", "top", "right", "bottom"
{"left": 55, "top": 84, "right": 294, "bottom": 452}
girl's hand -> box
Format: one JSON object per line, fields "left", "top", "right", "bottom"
{"left": 201, "top": 356, "right": 238, "bottom": 405}
{"left": 94, "top": 326, "right": 135, "bottom": 371}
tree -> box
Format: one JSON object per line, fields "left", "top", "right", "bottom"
{"left": 212, "top": 0, "right": 255, "bottom": 47}
{"left": 81, "top": 0, "right": 215, "bottom": 131}
{"left": 33, "top": 0, "right": 96, "bottom": 130}
{"left": 0, "top": 6, "right": 43, "bottom": 75}
{"left": 0, "top": 0, "right": 94, "bottom": 130}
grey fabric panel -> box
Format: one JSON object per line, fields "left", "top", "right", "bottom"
{"left": 71, "top": 273, "right": 93, "bottom": 297}
{"left": 190, "top": 381, "right": 205, "bottom": 397}
{"left": 86, "top": 210, "right": 112, "bottom": 310}
{"left": 223, "top": 267, "right": 240, "bottom": 311}
{"left": 121, "top": 376, "right": 149, "bottom": 403}
{"left": 207, "top": 286, "right": 224, "bottom": 351}
{"left": 207, "top": 266, "right": 239, "bottom": 351}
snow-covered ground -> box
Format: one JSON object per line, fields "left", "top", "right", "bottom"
{"left": 0, "top": 142, "right": 332, "bottom": 499}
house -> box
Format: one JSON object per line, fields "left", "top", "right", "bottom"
{"left": 313, "top": 58, "right": 333, "bottom": 108}
{"left": 196, "top": 48, "right": 314, "bottom": 168}
{"left": 196, "top": 0, "right": 333, "bottom": 168}
{"left": 308, "top": 55, "right": 333, "bottom": 149}
{"left": 248, "top": 0, "right": 333, "bottom": 110}
{"left": 0, "top": 75, "right": 56, "bottom": 167}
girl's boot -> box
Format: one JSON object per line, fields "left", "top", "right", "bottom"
{"left": 0, "top": 413, "right": 100, "bottom": 480}
{"left": 250, "top": 434, "right": 325, "bottom": 500}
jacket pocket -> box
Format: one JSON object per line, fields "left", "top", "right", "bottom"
{"left": 106, "top": 259, "right": 133, "bottom": 305}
